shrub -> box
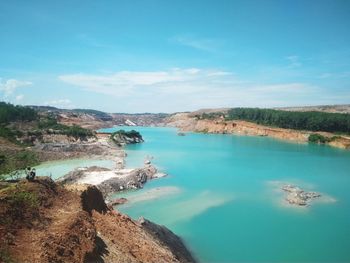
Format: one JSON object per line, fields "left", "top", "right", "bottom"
{"left": 7, "top": 191, "right": 39, "bottom": 209}
{"left": 308, "top": 133, "right": 330, "bottom": 144}
{"left": 0, "top": 247, "right": 14, "bottom": 263}
{"left": 0, "top": 126, "right": 23, "bottom": 143}
{"left": 38, "top": 117, "right": 93, "bottom": 138}
{"left": 0, "top": 189, "right": 40, "bottom": 225}
{"left": 0, "top": 150, "right": 39, "bottom": 176}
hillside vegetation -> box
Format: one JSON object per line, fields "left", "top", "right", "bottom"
{"left": 0, "top": 102, "right": 95, "bottom": 177}
{"left": 37, "top": 117, "right": 94, "bottom": 138}
{"left": 0, "top": 102, "right": 38, "bottom": 143}
{"left": 0, "top": 102, "right": 94, "bottom": 143}
{"left": 0, "top": 102, "right": 38, "bottom": 124}
{"left": 226, "top": 108, "right": 350, "bottom": 134}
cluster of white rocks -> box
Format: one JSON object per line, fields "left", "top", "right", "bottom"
{"left": 282, "top": 184, "right": 321, "bottom": 206}
{"left": 59, "top": 158, "right": 166, "bottom": 198}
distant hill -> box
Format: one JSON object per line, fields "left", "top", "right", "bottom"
{"left": 27, "top": 105, "right": 170, "bottom": 128}
{"left": 276, "top": 104, "right": 350, "bottom": 114}
{"left": 28, "top": 105, "right": 60, "bottom": 112}
{"left": 72, "top": 109, "right": 113, "bottom": 121}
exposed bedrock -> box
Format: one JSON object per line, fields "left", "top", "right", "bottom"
{"left": 282, "top": 184, "right": 321, "bottom": 206}
{"left": 59, "top": 164, "right": 165, "bottom": 198}
{"left": 138, "top": 217, "right": 198, "bottom": 263}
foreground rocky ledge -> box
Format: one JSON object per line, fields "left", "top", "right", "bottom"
{"left": 0, "top": 177, "right": 197, "bottom": 263}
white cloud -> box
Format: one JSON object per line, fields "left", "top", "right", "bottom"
{"left": 44, "top": 99, "right": 73, "bottom": 108}
{"left": 76, "top": 33, "right": 113, "bottom": 48}
{"left": 0, "top": 78, "right": 32, "bottom": 98}
{"left": 286, "top": 55, "right": 302, "bottom": 68}
{"left": 252, "top": 83, "right": 317, "bottom": 94}
{"left": 170, "top": 35, "right": 221, "bottom": 52}
{"left": 318, "top": 71, "right": 350, "bottom": 79}
{"left": 58, "top": 68, "right": 329, "bottom": 112}
{"left": 59, "top": 68, "right": 233, "bottom": 97}
{"left": 318, "top": 73, "right": 333, "bottom": 79}
{"left": 15, "top": 94, "right": 24, "bottom": 101}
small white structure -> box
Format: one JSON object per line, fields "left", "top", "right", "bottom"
{"left": 125, "top": 119, "right": 137, "bottom": 126}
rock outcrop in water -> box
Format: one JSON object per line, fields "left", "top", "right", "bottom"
{"left": 59, "top": 164, "right": 165, "bottom": 198}
{"left": 282, "top": 184, "right": 321, "bottom": 206}
{"left": 97, "top": 165, "right": 161, "bottom": 197}
{"left": 110, "top": 129, "right": 144, "bottom": 146}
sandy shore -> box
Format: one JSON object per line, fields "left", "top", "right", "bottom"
{"left": 77, "top": 168, "right": 136, "bottom": 185}
{"left": 122, "top": 186, "right": 182, "bottom": 204}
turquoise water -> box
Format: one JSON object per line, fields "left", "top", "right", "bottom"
{"left": 100, "top": 126, "right": 350, "bottom": 263}
{"left": 34, "top": 159, "right": 114, "bottom": 180}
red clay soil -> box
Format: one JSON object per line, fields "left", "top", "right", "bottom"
{"left": 0, "top": 178, "right": 96, "bottom": 263}
{"left": 0, "top": 178, "right": 196, "bottom": 263}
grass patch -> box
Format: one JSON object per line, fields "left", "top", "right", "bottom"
{"left": 0, "top": 188, "right": 39, "bottom": 226}
{"left": 0, "top": 126, "right": 23, "bottom": 144}
{"left": 38, "top": 117, "right": 94, "bottom": 138}
{"left": 0, "top": 247, "right": 15, "bottom": 263}
{"left": 7, "top": 190, "right": 39, "bottom": 209}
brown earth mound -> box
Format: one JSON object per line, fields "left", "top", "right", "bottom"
{"left": 0, "top": 177, "right": 196, "bottom": 263}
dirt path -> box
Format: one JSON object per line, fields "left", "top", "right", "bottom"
{"left": 11, "top": 182, "right": 95, "bottom": 263}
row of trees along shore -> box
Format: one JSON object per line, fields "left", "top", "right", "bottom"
{"left": 225, "top": 108, "right": 350, "bottom": 134}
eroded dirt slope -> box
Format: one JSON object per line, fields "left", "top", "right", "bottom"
{"left": 0, "top": 178, "right": 196, "bottom": 263}
{"left": 165, "top": 112, "right": 350, "bottom": 149}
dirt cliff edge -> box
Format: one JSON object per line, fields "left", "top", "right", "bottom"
{"left": 0, "top": 177, "right": 197, "bottom": 263}
{"left": 165, "top": 112, "right": 350, "bottom": 149}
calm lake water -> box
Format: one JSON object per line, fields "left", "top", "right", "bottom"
{"left": 34, "top": 158, "right": 114, "bottom": 180}
{"left": 99, "top": 126, "right": 350, "bottom": 263}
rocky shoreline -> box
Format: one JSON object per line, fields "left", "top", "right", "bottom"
{"left": 53, "top": 129, "right": 167, "bottom": 200}
{"left": 0, "top": 127, "right": 197, "bottom": 262}
{"left": 164, "top": 112, "right": 350, "bottom": 149}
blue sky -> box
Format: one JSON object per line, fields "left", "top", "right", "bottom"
{"left": 0, "top": 0, "right": 349, "bottom": 113}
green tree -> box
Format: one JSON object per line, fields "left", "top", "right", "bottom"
{"left": 225, "top": 108, "right": 350, "bottom": 133}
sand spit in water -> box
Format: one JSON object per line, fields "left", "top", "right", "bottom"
{"left": 121, "top": 186, "right": 182, "bottom": 205}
